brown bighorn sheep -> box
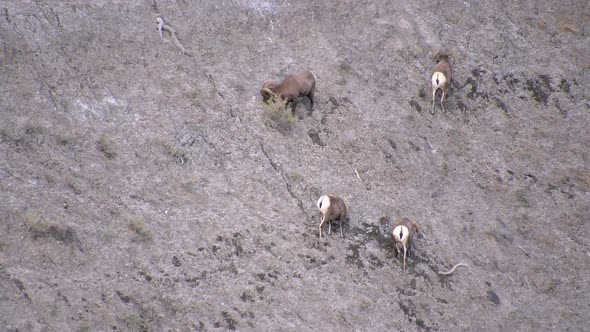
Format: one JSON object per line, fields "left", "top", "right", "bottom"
{"left": 431, "top": 50, "right": 453, "bottom": 114}
{"left": 316, "top": 195, "right": 347, "bottom": 239}
{"left": 260, "top": 71, "right": 316, "bottom": 108}
{"left": 392, "top": 218, "right": 420, "bottom": 272}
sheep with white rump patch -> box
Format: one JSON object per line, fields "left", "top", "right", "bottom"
{"left": 316, "top": 195, "right": 347, "bottom": 239}
{"left": 431, "top": 50, "right": 454, "bottom": 114}
{"left": 392, "top": 218, "right": 420, "bottom": 272}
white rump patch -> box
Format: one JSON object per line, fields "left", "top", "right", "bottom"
{"left": 316, "top": 195, "right": 331, "bottom": 215}
{"left": 392, "top": 225, "right": 410, "bottom": 243}
{"left": 432, "top": 72, "right": 447, "bottom": 89}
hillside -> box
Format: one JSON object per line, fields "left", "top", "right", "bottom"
{"left": 1, "top": 0, "right": 589, "bottom": 331}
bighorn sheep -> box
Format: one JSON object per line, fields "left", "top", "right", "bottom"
{"left": 392, "top": 218, "right": 420, "bottom": 272}
{"left": 316, "top": 195, "right": 347, "bottom": 239}
{"left": 260, "top": 71, "right": 316, "bottom": 108}
{"left": 431, "top": 50, "right": 453, "bottom": 114}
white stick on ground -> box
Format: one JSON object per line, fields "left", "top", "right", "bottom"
{"left": 156, "top": 15, "right": 189, "bottom": 56}
{"left": 438, "top": 262, "right": 468, "bottom": 275}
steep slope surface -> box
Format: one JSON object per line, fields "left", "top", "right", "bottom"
{"left": 1, "top": 0, "right": 588, "bottom": 330}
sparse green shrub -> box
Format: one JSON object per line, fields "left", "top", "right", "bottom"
{"left": 25, "top": 211, "right": 80, "bottom": 246}
{"left": 336, "top": 78, "right": 348, "bottom": 86}
{"left": 23, "top": 124, "right": 46, "bottom": 137}
{"left": 263, "top": 99, "right": 296, "bottom": 133}
{"left": 0, "top": 122, "right": 46, "bottom": 150}
{"left": 483, "top": 218, "right": 504, "bottom": 244}
{"left": 539, "top": 278, "right": 559, "bottom": 295}
{"left": 77, "top": 324, "right": 91, "bottom": 332}
{"left": 189, "top": 91, "right": 200, "bottom": 107}
{"left": 513, "top": 189, "right": 530, "bottom": 208}
{"left": 338, "top": 60, "right": 354, "bottom": 74}
{"left": 122, "top": 314, "right": 148, "bottom": 332}
{"left": 163, "top": 142, "right": 188, "bottom": 165}
{"left": 180, "top": 177, "right": 209, "bottom": 194}
{"left": 441, "top": 161, "right": 448, "bottom": 176}
{"left": 287, "top": 172, "right": 303, "bottom": 183}
{"left": 57, "top": 131, "right": 81, "bottom": 147}
{"left": 98, "top": 134, "right": 117, "bottom": 159}
{"left": 128, "top": 216, "right": 153, "bottom": 242}
{"left": 573, "top": 169, "right": 590, "bottom": 192}
{"left": 342, "top": 141, "right": 361, "bottom": 153}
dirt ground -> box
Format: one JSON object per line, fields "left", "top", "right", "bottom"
{"left": 1, "top": 0, "right": 589, "bottom": 331}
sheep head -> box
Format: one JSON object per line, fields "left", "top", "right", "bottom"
{"left": 433, "top": 50, "right": 453, "bottom": 63}
{"left": 260, "top": 81, "right": 279, "bottom": 102}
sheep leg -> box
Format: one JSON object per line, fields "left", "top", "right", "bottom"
{"left": 403, "top": 244, "right": 407, "bottom": 272}
{"left": 328, "top": 220, "right": 332, "bottom": 235}
{"left": 319, "top": 216, "right": 325, "bottom": 239}
{"left": 431, "top": 89, "right": 437, "bottom": 114}
{"left": 339, "top": 220, "right": 343, "bottom": 237}
{"left": 308, "top": 89, "right": 315, "bottom": 107}
{"left": 440, "top": 91, "right": 446, "bottom": 112}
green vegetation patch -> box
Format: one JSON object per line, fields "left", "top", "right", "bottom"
{"left": 25, "top": 212, "right": 80, "bottom": 247}
{"left": 263, "top": 99, "right": 296, "bottom": 133}
{"left": 97, "top": 134, "right": 117, "bottom": 159}
{"left": 122, "top": 314, "right": 149, "bottom": 332}
{"left": 128, "top": 216, "right": 153, "bottom": 243}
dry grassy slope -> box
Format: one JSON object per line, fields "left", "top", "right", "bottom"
{"left": 1, "top": 0, "right": 589, "bottom": 331}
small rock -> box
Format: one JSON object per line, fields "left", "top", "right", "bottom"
{"left": 172, "top": 255, "right": 182, "bottom": 267}
{"left": 486, "top": 290, "right": 500, "bottom": 305}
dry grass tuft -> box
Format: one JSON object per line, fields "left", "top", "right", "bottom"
{"left": 263, "top": 99, "right": 296, "bottom": 133}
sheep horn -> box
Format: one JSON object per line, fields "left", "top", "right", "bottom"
{"left": 262, "top": 88, "right": 285, "bottom": 105}
{"left": 432, "top": 50, "right": 441, "bottom": 61}
{"left": 262, "top": 88, "right": 274, "bottom": 96}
